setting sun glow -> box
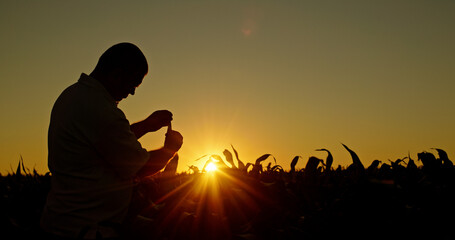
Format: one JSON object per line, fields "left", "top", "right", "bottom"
{"left": 205, "top": 162, "right": 218, "bottom": 172}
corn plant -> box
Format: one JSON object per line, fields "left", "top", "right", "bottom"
{"left": 3, "top": 147, "right": 455, "bottom": 240}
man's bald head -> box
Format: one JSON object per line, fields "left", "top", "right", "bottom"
{"left": 93, "top": 42, "right": 148, "bottom": 76}
{"left": 90, "top": 43, "right": 148, "bottom": 102}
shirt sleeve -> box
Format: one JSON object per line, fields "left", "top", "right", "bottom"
{"left": 93, "top": 107, "right": 149, "bottom": 180}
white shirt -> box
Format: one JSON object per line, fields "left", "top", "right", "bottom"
{"left": 41, "top": 73, "right": 149, "bottom": 239}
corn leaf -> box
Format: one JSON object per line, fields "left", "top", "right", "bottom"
{"left": 432, "top": 148, "right": 450, "bottom": 161}
{"left": 194, "top": 155, "right": 208, "bottom": 161}
{"left": 163, "top": 154, "right": 179, "bottom": 175}
{"left": 305, "top": 156, "right": 322, "bottom": 173}
{"left": 245, "top": 163, "right": 253, "bottom": 172}
{"left": 188, "top": 165, "right": 200, "bottom": 174}
{"left": 367, "top": 160, "right": 381, "bottom": 171}
{"left": 255, "top": 154, "right": 275, "bottom": 165}
{"left": 223, "top": 149, "right": 237, "bottom": 168}
{"left": 210, "top": 154, "right": 223, "bottom": 162}
{"left": 266, "top": 162, "right": 272, "bottom": 171}
{"left": 418, "top": 152, "right": 437, "bottom": 167}
{"left": 210, "top": 155, "right": 229, "bottom": 168}
{"left": 316, "top": 149, "right": 333, "bottom": 170}
{"left": 231, "top": 145, "right": 245, "bottom": 170}
{"left": 20, "top": 155, "right": 27, "bottom": 175}
{"left": 290, "top": 156, "right": 300, "bottom": 172}
{"left": 271, "top": 165, "right": 283, "bottom": 172}
{"left": 16, "top": 160, "right": 21, "bottom": 176}
{"left": 342, "top": 143, "right": 364, "bottom": 170}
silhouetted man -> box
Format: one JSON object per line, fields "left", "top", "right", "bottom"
{"left": 41, "top": 42, "right": 183, "bottom": 239}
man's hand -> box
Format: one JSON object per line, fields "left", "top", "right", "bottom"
{"left": 137, "top": 131, "right": 183, "bottom": 179}
{"left": 144, "top": 110, "right": 173, "bottom": 132}
{"left": 164, "top": 130, "right": 183, "bottom": 153}
{"left": 130, "top": 110, "right": 173, "bottom": 139}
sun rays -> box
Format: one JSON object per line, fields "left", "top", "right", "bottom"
{"left": 149, "top": 167, "right": 267, "bottom": 239}
{"left": 205, "top": 162, "right": 218, "bottom": 172}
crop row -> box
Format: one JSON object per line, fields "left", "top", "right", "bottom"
{"left": 1, "top": 145, "right": 454, "bottom": 239}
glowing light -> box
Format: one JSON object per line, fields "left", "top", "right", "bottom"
{"left": 242, "top": 28, "right": 252, "bottom": 36}
{"left": 153, "top": 164, "right": 265, "bottom": 239}
{"left": 206, "top": 162, "right": 218, "bottom": 172}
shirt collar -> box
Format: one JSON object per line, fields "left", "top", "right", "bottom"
{"left": 78, "top": 73, "right": 117, "bottom": 104}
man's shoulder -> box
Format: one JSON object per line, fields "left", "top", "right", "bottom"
{"left": 53, "top": 82, "right": 117, "bottom": 121}
{"left": 58, "top": 77, "right": 110, "bottom": 103}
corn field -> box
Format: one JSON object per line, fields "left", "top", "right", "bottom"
{"left": 2, "top": 145, "right": 455, "bottom": 240}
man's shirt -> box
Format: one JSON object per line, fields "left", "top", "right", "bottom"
{"left": 41, "top": 73, "right": 149, "bottom": 239}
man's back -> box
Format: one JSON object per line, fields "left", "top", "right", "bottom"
{"left": 41, "top": 73, "right": 149, "bottom": 239}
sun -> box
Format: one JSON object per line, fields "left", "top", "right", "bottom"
{"left": 205, "top": 162, "right": 218, "bottom": 172}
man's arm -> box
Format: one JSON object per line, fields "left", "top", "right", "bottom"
{"left": 130, "top": 110, "right": 173, "bottom": 139}
{"left": 130, "top": 121, "right": 149, "bottom": 139}
{"left": 136, "top": 148, "right": 176, "bottom": 178}
{"left": 136, "top": 130, "right": 183, "bottom": 178}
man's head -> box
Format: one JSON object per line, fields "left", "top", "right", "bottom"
{"left": 91, "top": 42, "right": 148, "bottom": 102}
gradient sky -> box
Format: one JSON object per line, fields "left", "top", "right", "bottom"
{"left": 1, "top": 0, "right": 454, "bottom": 174}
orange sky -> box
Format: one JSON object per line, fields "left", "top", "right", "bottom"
{"left": 1, "top": 1, "right": 454, "bottom": 174}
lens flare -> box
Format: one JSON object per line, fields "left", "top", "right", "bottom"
{"left": 206, "top": 162, "right": 218, "bottom": 172}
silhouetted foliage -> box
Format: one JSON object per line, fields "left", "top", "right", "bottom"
{"left": 2, "top": 147, "right": 455, "bottom": 240}
{"left": 316, "top": 148, "right": 333, "bottom": 171}
{"left": 342, "top": 143, "right": 365, "bottom": 172}
{"left": 223, "top": 149, "right": 236, "bottom": 169}
{"left": 290, "top": 156, "right": 300, "bottom": 173}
